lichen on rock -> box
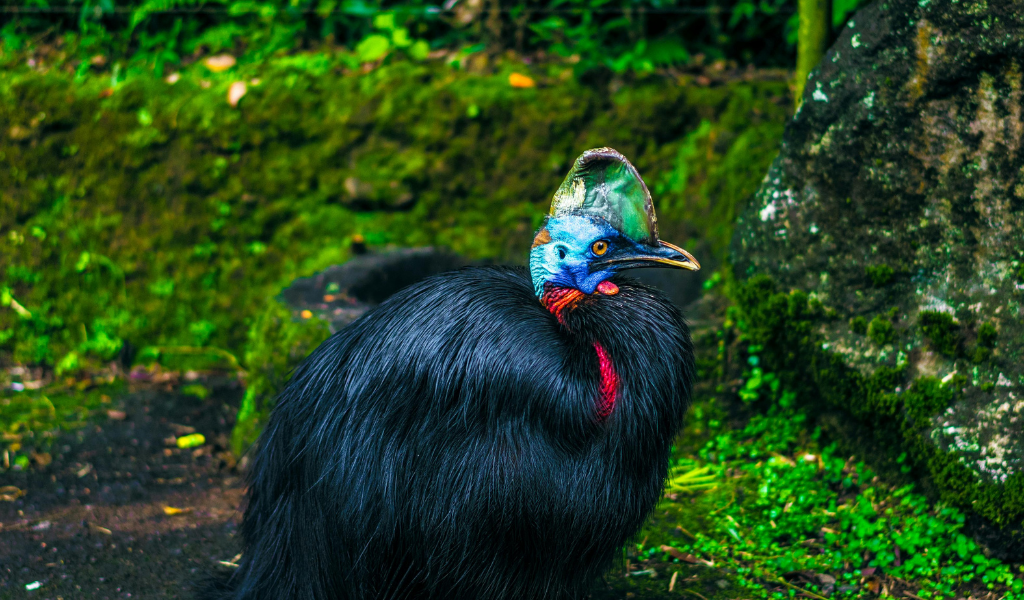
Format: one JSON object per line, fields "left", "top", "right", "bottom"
{"left": 732, "top": 0, "right": 1024, "bottom": 556}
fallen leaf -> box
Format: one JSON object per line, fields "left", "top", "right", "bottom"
{"left": 163, "top": 506, "right": 193, "bottom": 516}
{"left": 508, "top": 72, "right": 536, "bottom": 88}
{"left": 76, "top": 463, "right": 92, "bottom": 477}
{"left": 204, "top": 54, "right": 236, "bottom": 73}
{"left": 9, "top": 126, "right": 30, "bottom": 141}
{"left": 87, "top": 522, "right": 112, "bottom": 535}
{"left": 99, "top": 88, "right": 113, "bottom": 98}
{"left": 0, "top": 485, "right": 26, "bottom": 501}
{"left": 228, "top": 81, "right": 247, "bottom": 107}
{"left": 107, "top": 409, "right": 126, "bottom": 420}
{"left": 31, "top": 452, "right": 51, "bottom": 467}
{"left": 176, "top": 433, "right": 206, "bottom": 449}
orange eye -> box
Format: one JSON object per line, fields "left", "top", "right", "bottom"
{"left": 592, "top": 240, "right": 609, "bottom": 256}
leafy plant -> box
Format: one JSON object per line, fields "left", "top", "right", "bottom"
{"left": 867, "top": 314, "right": 893, "bottom": 345}
{"left": 354, "top": 11, "right": 430, "bottom": 62}
{"left": 919, "top": 311, "right": 961, "bottom": 357}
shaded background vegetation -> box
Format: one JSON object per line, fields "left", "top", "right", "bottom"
{"left": 0, "top": 0, "right": 865, "bottom": 77}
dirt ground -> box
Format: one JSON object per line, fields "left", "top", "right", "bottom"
{"left": 0, "top": 377, "right": 246, "bottom": 600}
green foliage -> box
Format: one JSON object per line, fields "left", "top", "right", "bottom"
{"left": 849, "top": 315, "right": 867, "bottom": 335}
{"left": 970, "top": 321, "right": 997, "bottom": 363}
{"left": 733, "top": 275, "right": 1024, "bottom": 533}
{"left": 977, "top": 322, "right": 997, "bottom": 347}
{"left": 354, "top": 12, "right": 430, "bottom": 62}
{"left": 865, "top": 263, "right": 894, "bottom": 287}
{"left": 643, "top": 401, "right": 1024, "bottom": 598}
{"left": 919, "top": 311, "right": 961, "bottom": 357}
{"left": 0, "top": 0, "right": 837, "bottom": 80}
{"left": 867, "top": 314, "right": 893, "bottom": 345}
{"left": 232, "top": 299, "right": 330, "bottom": 455}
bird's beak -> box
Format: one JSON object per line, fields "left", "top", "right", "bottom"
{"left": 592, "top": 240, "right": 701, "bottom": 272}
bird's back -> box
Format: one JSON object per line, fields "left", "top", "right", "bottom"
{"left": 209, "top": 266, "right": 693, "bottom": 600}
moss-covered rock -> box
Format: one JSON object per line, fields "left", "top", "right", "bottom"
{"left": 731, "top": 0, "right": 1024, "bottom": 556}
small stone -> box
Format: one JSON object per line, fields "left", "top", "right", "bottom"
{"left": 228, "top": 81, "right": 247, "bottom": 107}
{"left": 203, "top": 54, "right": 236, "bottom": 73}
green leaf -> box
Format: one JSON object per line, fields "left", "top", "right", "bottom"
{"left": 75, "top": 252, "right": 91, "bottom": 272}
{"left": 372, "top": 12, "right": 396, "bottom": 31}
{"left": 148, "top": 278, "right": 175, "bottom": 297}
{"left": 391, "top": 27, "right": 412, "bottom": 48}
{"left": 55, "top": 351, "right": 80, "bottom": 376}
{"left": 356, "top": 34, "right": 391, "bottom": 62}
{"left": 408, "top": 39, "right": 430, "bottom": 61}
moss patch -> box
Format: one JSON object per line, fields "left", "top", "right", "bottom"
{"left": 734, "top": 275, "right": 1024, "bottom": 552}
{"left": 0, "top": 58, "right": 789, "bottom": 450}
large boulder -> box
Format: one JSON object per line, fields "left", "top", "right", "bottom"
{"left": 732, "top": 0, "right": 1024, "bottom": 555}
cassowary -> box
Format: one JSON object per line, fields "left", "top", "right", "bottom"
{"left": 200, "top": 147, "right": 699, "bottom": 599}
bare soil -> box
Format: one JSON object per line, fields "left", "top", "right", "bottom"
{"left": 0, "top": 377, "right": 244, "bottom": 600}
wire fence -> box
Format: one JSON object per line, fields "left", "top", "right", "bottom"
{"left": 0, "top": 4, "right": 795, "bottom": 14}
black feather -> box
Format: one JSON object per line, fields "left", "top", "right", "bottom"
{"left": 200, "top": 265, "right": 693, "bottom": 600}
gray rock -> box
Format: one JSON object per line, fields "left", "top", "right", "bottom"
{"left": 280, "top": 248, "right": 471, "bottom": 332}
{"left": 732, "top": 0, "right": 1024, "bottom": 555}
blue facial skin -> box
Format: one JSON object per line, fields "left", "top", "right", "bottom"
{"left": 529, "top": 215, "right": 641, "bottom": 297}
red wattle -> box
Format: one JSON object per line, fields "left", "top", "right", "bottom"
{"left": 593, "top": 341, "right": 618, "bottom": 421}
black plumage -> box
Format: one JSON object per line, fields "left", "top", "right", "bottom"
{"left": 201, "top": 265, "right": 693, "bottom": 599}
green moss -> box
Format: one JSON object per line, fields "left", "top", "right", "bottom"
{"left": 735, "top": 275, "right": 1024, "bottom": 534}
{"left": 231, "top": 299, "right": 330, "bottom": 455}
{"left": 135, "top": 345, "right": 241, "bottom": 372}
{"left": 0, "top": 61, "right": 786, "bottom": 370}
{"left": 0, "top": 59, "right": 790, "bottom": 452}
{"left": 971, "top": 321, "right": 998, "bottom": 362}
{"left": 849, "top": 315, "right": 867, "bottom": 334}
{"left": 978, "top": 322, "right": 998, "bottom": 347}
{"left": 867, "top": 315, "right": 893, "bottom": 345}
{"left": 865, "top": 263, "right": 894, "bottom": 287}
{"left": 919, "top": 310, "right": 962, "bottom": 357}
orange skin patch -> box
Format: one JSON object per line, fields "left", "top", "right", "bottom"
{"left": 531, "top": 229, "right": 552, "bottom": 249}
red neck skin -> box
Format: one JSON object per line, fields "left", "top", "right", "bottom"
{"left": 541, "top": 284, "right": 620, "bottom": 422}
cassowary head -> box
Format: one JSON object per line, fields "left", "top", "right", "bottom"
{"left": 529, "top": 148, "right": 700, "bottom": 299}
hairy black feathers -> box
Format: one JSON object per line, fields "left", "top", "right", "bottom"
{"left": 200, "top": 266, "right": 693, "bottom": 600}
